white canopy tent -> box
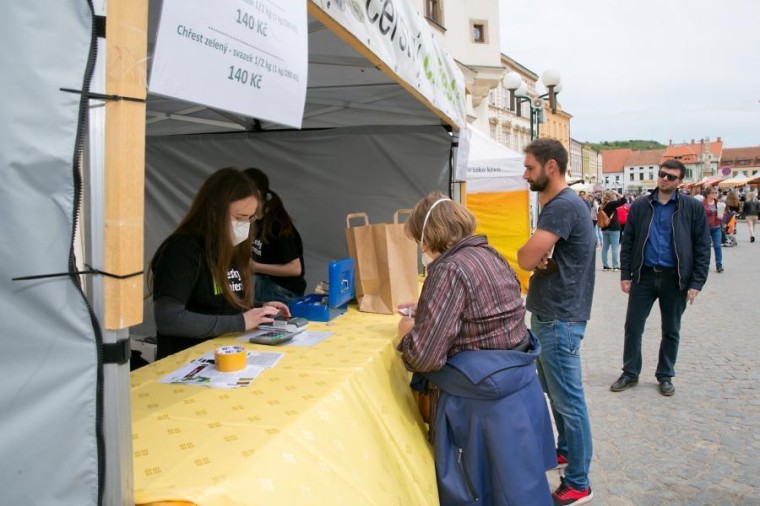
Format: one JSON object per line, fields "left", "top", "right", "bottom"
{"left": 0, "top": 1, "right": 465, "bottom": 504}
{"left": 717, "top": 173, "right": 750, "bottom": 188}
{"left": 464, "top": 127, "right": 533, "bottom": 289}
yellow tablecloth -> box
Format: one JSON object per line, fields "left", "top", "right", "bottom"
{"left": 131, "top": 307, "right": 438, "bottom": 505}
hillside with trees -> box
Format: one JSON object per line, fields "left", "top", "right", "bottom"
{"left": 589, "top": 140, "right": 667, "bottom": 151}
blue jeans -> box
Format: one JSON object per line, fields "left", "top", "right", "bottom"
{"left": 531, "top": 314, "right": 593, "bottom": 491}
{"left": 254, "top": 275, "right": 299, "bottom": 304}
{"left": 622, "top": 268, "right": 688, "bottom": 380}
{"left": 708, "top": 226, "right": 722, "bottom": 268}
{"left": 594, "top": 223, "right": 602, "bottom": 246}
{"left": 601, "top": 230, "right": 620, "bottom": 269}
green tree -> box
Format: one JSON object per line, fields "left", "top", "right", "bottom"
{"left": 589, "top": 140, "right": 666, "bottom": 151}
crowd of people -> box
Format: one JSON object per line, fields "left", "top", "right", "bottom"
{"left": 144, "top": 144, "right": 754, "bottom": 505}
{"left": 392, "top": 141, "right": 760, "bottom": 505}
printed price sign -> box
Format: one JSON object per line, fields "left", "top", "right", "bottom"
{"left": 150, "top": 0, "right": 307, "bottom": 128}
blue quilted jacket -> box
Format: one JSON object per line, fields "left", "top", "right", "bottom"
{"left": 423, "top": 332, "right": 555, "bottom": 506}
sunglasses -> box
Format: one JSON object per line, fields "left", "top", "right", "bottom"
{"left": 658, "top": 171, "right": 680, "bottom": 182}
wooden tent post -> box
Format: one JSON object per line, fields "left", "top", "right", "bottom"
{"left": 104, "top": 0, "right": 147, "bottom": 329}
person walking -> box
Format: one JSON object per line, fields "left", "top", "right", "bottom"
{"left": 587, "top": 193, "right": 600, "bottom": 248}
{"left": 616, "top": 197, "right": 631, "bottom": 236}
{"left": 743, "top": 191, "right": 758, "bottom": 243}
{"left": 702, "top": 187, "right": 725, "bottom": 272}
{"left": 599, "top": 190, "right": 627, "bottom": 271}
{"left": 517, "top": 139, "right": 596, "bottom": 505}
{"left": 610, "top": 160, "right": 710, "bottom": 397}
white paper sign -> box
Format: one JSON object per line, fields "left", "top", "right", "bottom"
{"left": 150, "top": 0, "right": 308, "bottom": 128}
{"left": 310, "top": 0, "right": 466, "bottom": 130}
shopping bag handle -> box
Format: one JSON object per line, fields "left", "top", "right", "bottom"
{"left": 346, "top": 212, "right": 369, "bottom": 228}
{"left": 394, "top": 209, "right": 413, "bottom": 224}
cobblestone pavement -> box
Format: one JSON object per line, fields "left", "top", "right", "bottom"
{"left": 545, "top": 222, "right": 760, "bottom": 505}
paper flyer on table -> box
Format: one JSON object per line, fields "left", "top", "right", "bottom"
{"left": 158, "top": 350, "right": 284, "bottom": 389}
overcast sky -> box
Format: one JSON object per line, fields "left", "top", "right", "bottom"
{"left": 498, "top": 0, "right": 760, "bottom": 148}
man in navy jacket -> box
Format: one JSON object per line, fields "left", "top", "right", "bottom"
{"left": 611, "top": 159, "right": 710, "bottom": 396}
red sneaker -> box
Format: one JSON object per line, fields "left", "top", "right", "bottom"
{"left": 556, "top": 454, "right": 568, "bottom": 469}
{"left": 552, "top": 479, "right": 593, "bottom": 505}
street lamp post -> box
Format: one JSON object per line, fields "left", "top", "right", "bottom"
{"left": 503, "top": 70, "right": 563, "bottom": 232}
{"left": 504, "top": 70, "right": 562, "bottom": 141}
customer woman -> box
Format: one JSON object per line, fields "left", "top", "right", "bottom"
{"left": 600, "top": 190, "right": 627, "bottom": 271}
{"left": 396, "top": 192, "right": 554, "bottom": 506}
{"left": 743, "top": 191, "right": 758, "bottom": 243}
{"left": 703, "top": 186, "right": 724, "bottom": 272}
{"left": 243, "top": 168, "right": 306, "bottom": 303}
{"left": 149, "top": 168, "right": 289, "bottom": 359}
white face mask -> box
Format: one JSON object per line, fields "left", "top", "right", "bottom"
{"left": 230, "top": 220, "right": 250, "bottom": 246}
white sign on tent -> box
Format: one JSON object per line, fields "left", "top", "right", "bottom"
{"left": 150, "top": 0, "right": 308, "bottom": 128}
{"left": 466, "top": 127, "right": 527, "bottom": 192}
{"left": 310, "top": 0, "right": 466, "bottom": 131}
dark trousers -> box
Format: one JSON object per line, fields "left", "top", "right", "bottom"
{"left": 622, "top": 268, "right": 688, "bottom": 380}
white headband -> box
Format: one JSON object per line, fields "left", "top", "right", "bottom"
{"left": 420, "top": 198, "right": 450, "bottom": 248}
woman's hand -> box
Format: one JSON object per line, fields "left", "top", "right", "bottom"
{"left": 397, "top": 302, "right": 417, "bottom": 318}
{"left": 397, "top": 315, "right": 415, "bottom": 339}
{"left": 263, "top": 300, "right": 291, "bottom": 318}
{"left": 242, "top": 306, "right": 279, "bottom": 330}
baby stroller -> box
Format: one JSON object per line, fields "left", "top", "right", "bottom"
{"left": 722, "top": 210, "right": 738, "bottom": 247}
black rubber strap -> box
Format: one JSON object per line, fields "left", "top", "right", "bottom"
{"left": 60, "top": 87, "right": 146, "bottom": 103}
{"left": 12, "top": 266, "right": 143, "bottom": 282}
{"left": 103, "top": 339, "right": 130, "bottom": 365}
{"left": 94, "top": 15, "right": 106, "bottom": 38}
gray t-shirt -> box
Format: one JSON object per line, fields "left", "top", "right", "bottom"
{"left": 526, "top": 188, "right": 596, "bottom": 321}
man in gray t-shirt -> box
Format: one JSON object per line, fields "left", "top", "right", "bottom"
{"left": 517, "top": 139, "right": 596, "bottom": 504}
{"left": 525, "top": 187, "right": 596, "bottom": 319}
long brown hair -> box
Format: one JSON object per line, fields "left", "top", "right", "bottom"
{"left": 243, "top": 167, "right": 296, "bottom": 244}
{"left": 150, "top": 168, "right": 259, "bottom": 309}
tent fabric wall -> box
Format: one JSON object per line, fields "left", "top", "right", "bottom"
{"left": 0, "top": 1, "right": 101, "bottom": 504}
{"left": 134, "top": 125, "right": 451, "bottom": 338}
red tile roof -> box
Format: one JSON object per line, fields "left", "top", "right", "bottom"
{"left": 625, "top": 149, "right": 666, "bottom": 167}
{"left": 663, "top": 140, "right": 722, "bottom": 162}
{"left": 601, "top": 149, "right": 631, "bottom": 173}
{"left": 602, "top": 148, "right": 632, "bottom": 174}
{"left": 720, "top": 146, "right": 760, "bottom": 165}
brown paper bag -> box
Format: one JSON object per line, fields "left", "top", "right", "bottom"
{"left": 345, "top": 210, "right": 418, "bottom": 314}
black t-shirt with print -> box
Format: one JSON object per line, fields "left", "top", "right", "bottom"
{"left": 252, "top": 219, "right": 306, "bottom": 296}
{"left": 153, "top": 234, "right": 246, "bottom": 356}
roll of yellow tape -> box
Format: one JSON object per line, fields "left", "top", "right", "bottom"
{"left": 215, "top": 346, "right": 246, "bottom": 372}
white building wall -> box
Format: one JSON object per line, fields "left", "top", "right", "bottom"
{"left": 623, "top": 165, "right": 657, "bottom": 193}
{"left": 415, "top": 0, "right": 502, "bottom": 66}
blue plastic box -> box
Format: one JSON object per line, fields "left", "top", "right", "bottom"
{"left": 288, "top": 258, "right": 355, "bottom": 322}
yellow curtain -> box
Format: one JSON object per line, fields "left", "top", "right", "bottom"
{"left": 467, "top": 190, "right": 531, "bottom": 293}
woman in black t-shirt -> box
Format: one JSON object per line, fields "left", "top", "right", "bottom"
{"left": 244, "top": 168, "right": 307, "bottom": 303}
{"left": 149, "top": 168, "right": 290, "bottom": 359}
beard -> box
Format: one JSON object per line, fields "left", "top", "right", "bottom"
{"left": 527, "top": 167, "right": 549, "bottom": 192}
{"left": 658, "top": 182, "right": 675, "bottom": 196}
